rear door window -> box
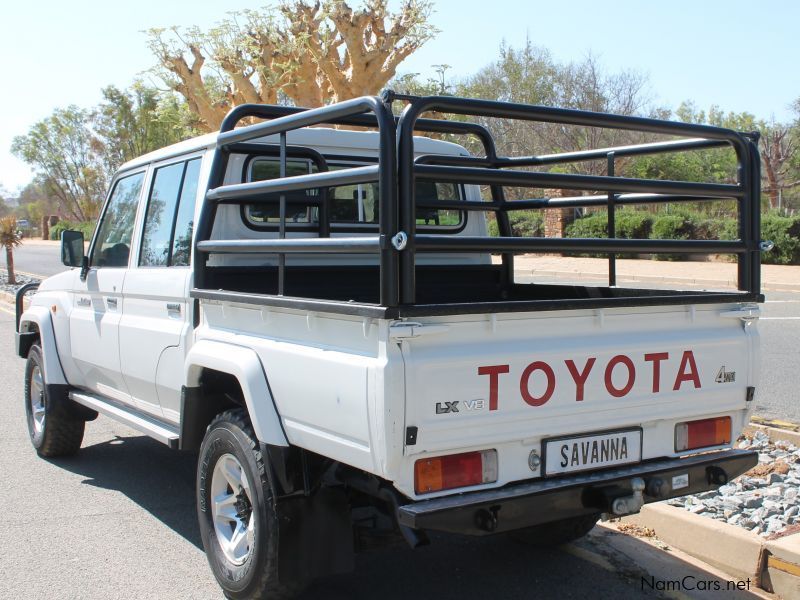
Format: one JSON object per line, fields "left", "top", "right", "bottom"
{"left": 139, "top": 157, "right": 202, "bottom": 267}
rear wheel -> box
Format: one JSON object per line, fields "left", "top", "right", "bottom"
{"left": 511, "top": 513, "right": 601, "bottom": 547}
{"left": 24, "top": 344, "right": 84, "bottom": 457}
{"left": 197, "top": 409, "right": 306, "bottom": 600}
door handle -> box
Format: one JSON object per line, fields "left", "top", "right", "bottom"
{"left": 167, "top": 303, "right": 181, "bottom": 314}
{"left": 106, "top": 297, "right": 118, "bottom": 309}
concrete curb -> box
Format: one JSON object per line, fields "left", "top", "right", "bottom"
{"left": 764, "top": 535, "right": 800, "bottom": 598}
{"left": 619, "top": 422, "right": 800, "bottom": 598}
{"left": 620, "top": 503, "right": 767, "bottom": 585}
{"left": 747, "top": 420, "right": 800, "bottom": 447}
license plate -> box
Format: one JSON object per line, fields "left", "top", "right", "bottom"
{"left": 544, "top": 429, "right": 642, "bottom": 476}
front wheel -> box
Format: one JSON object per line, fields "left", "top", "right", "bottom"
{"left": 197, "top": 409, "right": 306, "bottom": 600}
{"left": 24, "top": 344, "right": 84, "bottom": 457}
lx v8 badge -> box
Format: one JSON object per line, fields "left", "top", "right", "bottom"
{"left": 436, "top": 399, "right": 486, "bottom": 414}
{"left": 436, "top": 401, "right": 459, "bottom": 414}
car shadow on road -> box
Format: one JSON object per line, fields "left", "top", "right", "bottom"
{"left": 46, "top": 434, "right": 765, "bottom": 600}
{"left": 47, "top": 433, "right": 203, "bottom": 550}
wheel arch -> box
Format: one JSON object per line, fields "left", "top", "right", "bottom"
{"left": 17, "top": 307, "right": 67, "bottom": 385}
{"left": 184, "top": 340, "right": 288, "bottom": 448}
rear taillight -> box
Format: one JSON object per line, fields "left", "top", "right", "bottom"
{"left": 414, "top": 450, "right": 498, "bottom": 494}
{"left": 675, "top": 417, "right": 731, "bottom": 452}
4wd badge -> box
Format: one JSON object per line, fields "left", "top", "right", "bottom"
{"left": 715, "top": 366, "right": 736, "bottom": 383}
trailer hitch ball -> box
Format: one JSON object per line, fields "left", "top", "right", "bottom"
{"left": 611, "top": 477, "right": 646, "bottom": 516}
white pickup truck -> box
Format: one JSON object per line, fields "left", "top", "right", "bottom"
{"left": 15, "top": 93, "right": 765, "bottom": 599}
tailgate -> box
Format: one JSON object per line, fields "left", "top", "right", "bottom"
{"left": 398, "top": 304, "right": 757, "bottom": 461}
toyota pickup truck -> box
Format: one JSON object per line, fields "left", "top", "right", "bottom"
{"left": 15, "top": 92, "right": 765, "bottom": 599}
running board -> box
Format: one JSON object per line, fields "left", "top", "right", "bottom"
{"left": 69, "top": 391, "right": 180, "bottom": 449}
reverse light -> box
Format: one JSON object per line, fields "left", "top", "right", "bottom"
{"left": 675, "top": 416, "right": 731, "bottom": 452}
{"left": 414, "top": 449, "right": 498, "bottom": 495}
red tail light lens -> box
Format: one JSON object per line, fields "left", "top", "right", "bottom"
{"left": 414, "top": 450, "right": 498, "bottom": 494}
{"left": 675, "top": 417, "right": 731, "bottom": 452}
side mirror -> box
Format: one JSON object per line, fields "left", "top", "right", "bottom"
{"left": 61, "top": 230, "right": 85, "bottom": 268}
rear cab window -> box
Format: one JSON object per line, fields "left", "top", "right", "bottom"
{"left": 242, "top": 156, "right": 464, "bottom": 231}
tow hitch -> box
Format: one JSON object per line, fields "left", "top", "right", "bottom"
{"left": 608, "top": 477, "right": 645, "bottom": 516}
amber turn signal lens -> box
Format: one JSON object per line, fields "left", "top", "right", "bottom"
{"left": 414, "top": 449, "right": 497, "bottom": 494}
{"left": 675, "top": 416, "right": 731, "bottom": 452}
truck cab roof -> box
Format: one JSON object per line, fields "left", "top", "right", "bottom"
{"left": 119, "top": 127, "right": 470, "bottom": 173}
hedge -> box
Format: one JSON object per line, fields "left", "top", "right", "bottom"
{"left": 488, "top": 211, "right": 543, "bottom": 237}
{"left": 49, "top": 221, "right": 96, "bottom": 242}
{"left": 564, "top": 210, "right": 800, "bottom": 264}
{"left": 761, "top": 213, "right": 800, "bottom": 265}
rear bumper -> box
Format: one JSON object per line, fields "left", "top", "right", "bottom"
{"left": 397, "top": 449, "right": 757, "bottom": 536}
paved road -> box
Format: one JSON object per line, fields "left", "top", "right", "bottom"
{"left": 756, "top": 291, "right": 800, "bottom": 423}
{"left": 0, "top": 307, "right": 764, "bottom": 600}
{"left": 9, "top": 241, "right": 66, "bottom": 278}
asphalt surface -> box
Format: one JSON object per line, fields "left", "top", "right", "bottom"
{"left": 0, "top": 309, "right": 764, "bottom": 600}
{"left": 10, "top": 241, "right": 67, "bottom": 277}
{"left": 14, "top": 241, "right": 797, "bottom": 421}
{"left": 755, "top": 291, "right": 800, "bottom": 423}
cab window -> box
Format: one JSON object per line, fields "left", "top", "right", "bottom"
{"left": 139, "top": 158, "right": 202, "bottom": 267}
{"left": 90, "top": 172, "right": 144, "bottom": 268}
{"left": 243, "top": 157, "right": 463, "bottom": 230}
{"left": 244, "top": 158, "right": 317, "bottom": 225}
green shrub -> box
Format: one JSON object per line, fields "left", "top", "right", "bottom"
{"left": 565, "top": 212, "right": 608, "bottom": 239}
{"left": 508, "top": 212, "right": 544, "bottom": 237}
{"left": 488, "top": 211, "right": 544, "bottom": 237}
{"left": 760, "top": 213, "right": 800, "bottom": 265}
{"left": 649, "top": 214, "right": 694, "bottom": 261}
{"left": 50, "top": 221, "right": 96, "bottom": 242}
{"left": 615, "top": 211, "right": 653, "bottom": 239}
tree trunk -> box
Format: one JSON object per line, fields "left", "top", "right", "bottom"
{"left": 5, "top": 245, "right": 15, "bottom": 285}
{"left": 762, "top": 155, "right": 780, "bottom": 210}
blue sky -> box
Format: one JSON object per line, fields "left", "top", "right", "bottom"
{"left": 1, "top": 0, "right": 797, "bottom": 192}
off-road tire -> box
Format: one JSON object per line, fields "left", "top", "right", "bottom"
{"left": 510, "top": 512, "right": 601, "bottom": 547}
{"left": 197, "top": 409, "right": 306, "bottom": 600}
{"left": 24, "top": 344, "right": 84, "bottom": 457}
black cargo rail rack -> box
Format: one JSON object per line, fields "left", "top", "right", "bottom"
{"left": 192, "top": 91, "right": 764, "bottom": 318}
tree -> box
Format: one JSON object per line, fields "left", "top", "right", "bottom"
{"left": 15, "top": 181, "right": 59, "bottom": 224}
{"left": 147, "top": 0, "right": 438, "bottom": 131}
{"left": 760, "top": 122, "right": 799, "bottom": 211}
{"left": 11, "top": 106, "right": 109, "bottom": 221}
{"left": 456, "top": 42, "right": 650, "bottom": 190}
{"left": 0, "top": 187, "right": 9, "bottom": 218}
{"left": 12, "top": 84, "right": 197, "bottom": 222}
{"left": 0, "top": 216, "right": 23, "bottom": 285}
{"left": 93, "top": 83, "right": 200, "bottom": 172}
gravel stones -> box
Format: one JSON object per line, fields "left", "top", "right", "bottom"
{"left": 668, "top": 433, "right": 800, "bottom": 538}
{"left": 0, "top": 270, "right": 40, "bottom": 295}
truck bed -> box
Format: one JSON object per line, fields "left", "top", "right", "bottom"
{"left": 197, "top": 263, "right": 759, "bottom": 317}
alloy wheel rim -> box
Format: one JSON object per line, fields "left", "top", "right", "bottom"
{"left": 210, "top": 453, "right": 255, "bottom": 565}
{"left": 29, "top": 366, "right": 45, "bottom": 434}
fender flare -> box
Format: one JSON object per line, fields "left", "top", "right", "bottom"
{"left": 17, "top": 307, "right": 68, "bottom": 385}
{"left": 185, "top": 339, "right": 288, "bottom": 446}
